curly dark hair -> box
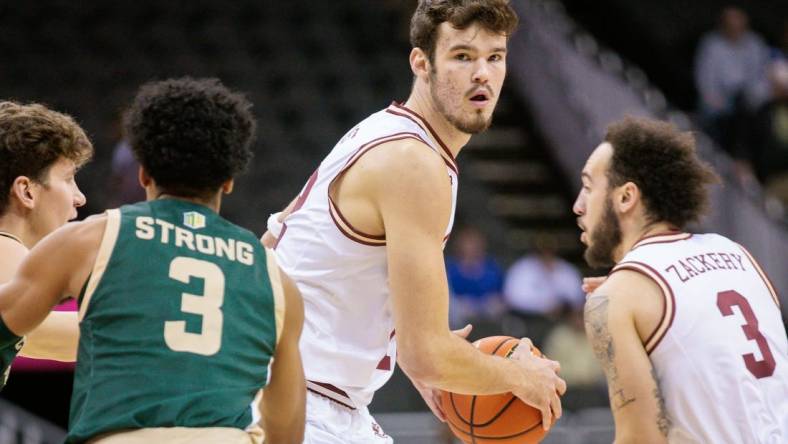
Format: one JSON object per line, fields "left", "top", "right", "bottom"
{"left": 605, "top": 117, "right": 719, "bottom": 228}
{"left": 125, "top": 77, "right": 256, "bottom": 198}
{"left": 0, "top": 101, "right": 93, "bottom": 215}
{"left": 410, "top": 0, "right": 519, "bottom": 63}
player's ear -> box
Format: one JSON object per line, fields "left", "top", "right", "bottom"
{"left": 138, "top": 166, "right": 152, "bottom": 188}
{"left": 410, "top": 47, "right": 430, "bottom": 80}
{"left": 222, "top": 179, "right": 234, "bottom": 195}
{"left": 10, "top": 176, "right": 36, "bottom": 210}
{"left": 617, "top": 182, "right": 640, "bottom": 213}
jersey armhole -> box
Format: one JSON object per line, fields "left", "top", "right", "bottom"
{"left": 78, "top": 209, "right": 121, "bottom": 322}
{"left": 610, "top": 261, "right": 676, "bottom": 355}
{"left": 264, "top": 248, "right": 286, "bottom": 346}
{"left": 326, "top": 132, "right": 429, "bottom": 247}
{"left": 736, "top": 244, "right": 781, "bottom": 308}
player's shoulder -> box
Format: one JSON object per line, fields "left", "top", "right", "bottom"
{"left": 359, "top": 137, "right": 446, "bottom": 182}
{"left": 44, "top": 213, "right": 111, "bottom": 250}
{"left": 597, "top": 267, "right": 663, "bottom": 310}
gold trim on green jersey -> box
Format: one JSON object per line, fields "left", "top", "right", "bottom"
{"left": 79, "top": 209, "right": 121, "bottom": 322}
{"left": 263, "top": 247, "right": 285, "bottom": 345}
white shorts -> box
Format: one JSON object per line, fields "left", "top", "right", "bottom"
{"left": 304, "top": 391, "right": 393, "bottom": 444}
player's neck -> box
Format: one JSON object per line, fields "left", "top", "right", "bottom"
{"left": 153, "top": 194, "right": 221, "bottom": 213}
{"left": 0, "top": 213, "right": 37, "bottom": 249}
{"left": 403, "top": 92, "right": 472, "bottom": 158}
{"left": 617, "top": 221, "right": 680, "bottom": 260}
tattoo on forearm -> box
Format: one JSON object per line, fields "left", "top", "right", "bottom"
{"left": 611, "top": 388, "right": 636, "bottom": 411}
{"left": 584, "top": 294, "right": 636, "bottom": 411}
{"left": 650, "top": 366, "right": 671, "bottom": 436}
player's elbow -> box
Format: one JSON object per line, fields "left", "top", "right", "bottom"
{"left": 263, "top": 415, "right": 305, "bottom": 444}
{"left": 398, "top": 338, "right": 445, "bottom": 385}
{"left": 264, "top": 429, "right": 304, "bottom": 444}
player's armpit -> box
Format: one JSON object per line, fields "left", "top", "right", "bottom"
{"left": 585, "top": 280, "right": 670, "bottom": 443}
{"left": 260, "top": 269, "right": 305, "bottom": 444}
{"left": 19, "top": 311, "right": 79, "bottom": 362}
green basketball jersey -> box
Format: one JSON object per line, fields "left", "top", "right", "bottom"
{"left": 0, "top": 323, "right": 23, "bottom": 390}
{"left": 67, "top": 200, "right": 282, "bottom": 443}
{"left": 0, "top": 232, "right": 25, "bottom": 390}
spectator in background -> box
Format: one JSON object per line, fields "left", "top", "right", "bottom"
{"left": 503, "top": 233, "right": 584, "bottom": 347}
{"left": 445, "top": 226, "right": 505, "bottom": 328}
{"left": 694, "top": 6, "right": 771, "bottom": 170}
{"left": 543, "top": 304, "right": 604, "bottom": 388}
{"left": 106, "top": 112, "right": 145, "bottom": 207}
{"left": 751, "top": 20, "right": 788, "bottom": 210}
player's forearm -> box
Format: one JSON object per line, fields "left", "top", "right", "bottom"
{"left": 19, "top": 312, "right": 79, "bottom": 361}
{"left": 261, "top": 387, "right": 305, "bottom": 444}
{"left": 399, "top": 332, "right": 521, "bottom": 395}
{"left": 614, "top": 426, "right": 667, "bottom": 444}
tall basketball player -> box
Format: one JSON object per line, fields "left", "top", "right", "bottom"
{"left": 0, "top": 78, "right": 306, "bottom": 444}
{"left": 262, "top": 1, "right": 565, "bottom": 442}
{"left": 577, "top": 117, "right": 788, "bottom": 443}
{"left": 0, "top": 101, "right": 92, "bottom": 386}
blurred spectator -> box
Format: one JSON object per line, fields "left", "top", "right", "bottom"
{"left": 107, "top": 113, "right": 145, "bottom": 208}
{"left": 694, "top": 7, "right": 771, "bottom": 165}
{"left": 445, "top": 226, "right": 505, "bottom": 328}
{"left": 751, "top": 21, "right": 788, "bottom": 209}
{"left": 543, "top": 304, "right": 605, "bottom": 389}
{"left": 503, "top": 233, "right": 584, "bottom": 346}
{"left": 543, "top": 304, "right": 608, "bottom": 410}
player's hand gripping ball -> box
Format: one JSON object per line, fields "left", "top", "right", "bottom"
{"left": 439, "top": 336, "right": 552, "bottom": 444}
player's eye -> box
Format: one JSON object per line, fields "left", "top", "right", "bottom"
{"left": 455, "top": 53, "right": 471, "bottom": 61}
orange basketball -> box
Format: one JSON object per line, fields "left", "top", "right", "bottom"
{"left": 439, "top": 336, "right": 550, "bottom": 444}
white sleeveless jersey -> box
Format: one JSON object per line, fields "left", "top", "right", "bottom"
{"left": 274, "top": 103, "right": 458, "bottom": 408}
{"left": 611, "top": 232, "right": 788, "bottom": 444}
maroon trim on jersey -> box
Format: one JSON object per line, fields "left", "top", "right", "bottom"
{"left": 273, "top": 169, "right": 320, "bottom": 250}
{"left": 307, "top": 382, "right": 356, "bottom": 410}
{"left": 327, "top": 132, "right": 436, "bottom": 247}
{"left": 387, "top": 102, "right": 459, "bottom": 174}
{"left": 737, "top": 244, "right": 781, "bottom": 308}
{"left": 328, "top": 199, "right": 386, "bottom": 247}
{"left": 385, "top": 108, "right": 460, "bottom": 175}
{"left": 341, "top": 132, "right": 427, "bottom": 174}
{"left": 610, "top": 261, "right": 676, "bottom": 355}
{"left": 630, "top": 231, "right": 691, "bottom": 252}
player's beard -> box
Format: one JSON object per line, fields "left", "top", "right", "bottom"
{"left": 584, "top": 196, "right": 622, "bottom": 269}
{"left": 430, "top": 69, "right": 493, "bottom": 134}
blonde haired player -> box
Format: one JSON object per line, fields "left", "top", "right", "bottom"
{"left": 577, "top": 117, "right": 788, "bottom": 443}
{"left": 263, "top": 1, "right": 565, "bottom": 442}
{"left": 0, "top": 101, "right": 92, "bottom": 385}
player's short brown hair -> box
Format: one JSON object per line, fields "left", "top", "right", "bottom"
{"left": 410, "top": 0, "right": 518, "bottom": 63}
{"left": 0, "top": 101, "right": 93, "bottom": 215}
{"left": 604, "top": 117, "right": 718, "bottom": 229}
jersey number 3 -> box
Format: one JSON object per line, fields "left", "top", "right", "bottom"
{"left": 717, "top": 290, "right": 776, "bottom": 378}
{"left": 164, "top": 257, "right": 225, "bottom": 356}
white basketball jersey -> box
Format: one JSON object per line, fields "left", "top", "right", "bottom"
{"left": 612, "top": 232, "right": 788, "bottom": 444}
{"left": 274, "top": 103, "right": 458, "bottom": 408}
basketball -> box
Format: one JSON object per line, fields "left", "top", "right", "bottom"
{"left": 439, "top": 336, "right": 550, "bottom": 444}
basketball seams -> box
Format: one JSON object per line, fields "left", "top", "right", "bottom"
{"left": 443, "top": 335, "right": 546, "bottom": 442}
